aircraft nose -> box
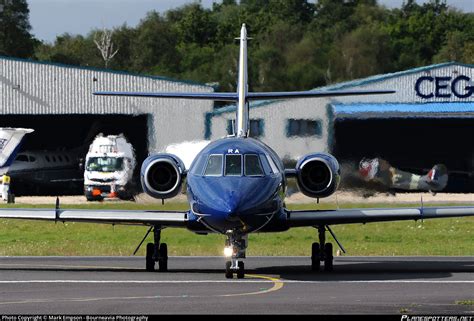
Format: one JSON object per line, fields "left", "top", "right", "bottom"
{"left": 222, "top": 191, "right": 241, "bottom": 221}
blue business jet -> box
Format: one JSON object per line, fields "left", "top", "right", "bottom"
{"left": 1, "top": 25, "right": 473, "bottom": 279}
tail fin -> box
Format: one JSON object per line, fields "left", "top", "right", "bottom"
{"left": 0, "top": 128, "right": 34, "bottom": 172}
{"left": 423, "top": 164, "right": 448, "bottom": 191}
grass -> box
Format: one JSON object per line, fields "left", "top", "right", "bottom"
{"left": 0, "top": 201, "right": 472, "bottom": 256}
{"left": 455, "top": 300, "right": 474, "bottom": 306}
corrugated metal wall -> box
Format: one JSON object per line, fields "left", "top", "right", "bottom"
{"left": 0, "top": 57, "right": 214, "bottom": 152}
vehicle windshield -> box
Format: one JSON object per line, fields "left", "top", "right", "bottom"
{"left": 86, "top": 157, "right": 124, "bottom": 172}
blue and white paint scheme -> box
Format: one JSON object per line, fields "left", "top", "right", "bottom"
{"left": 1, "top": 25, "right": 473, "bottom": 278}
{"left": 0, "top": 128, "right": 34, "bottom": 174}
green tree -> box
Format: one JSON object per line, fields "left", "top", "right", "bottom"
{"left": 131, "top": 11, "right": 179, "bottom": 75}
{"left": 35, "top": 33, "right": 101, "bottom": 67}
{"left": 0, "top": 0, "right": 36, "bottom": 58}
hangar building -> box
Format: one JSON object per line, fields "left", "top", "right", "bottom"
{"left": 0, "top": 56, "right": 214, "bottom": 167}
{"left": 208, "top": 62, "right": 474, "bottom": 192}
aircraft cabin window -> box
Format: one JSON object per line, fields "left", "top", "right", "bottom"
{"left": 204, "top": 154, "right": 223, "bottom": 176}
{"left": 58, "top": 155, "right": 63, "bottom": 162}
{"left": 28, "top": 156, "right": 36, "bottom": 162}
{"left": 45, "top": 156, "right": 50, "bottom": 162}
{"left": 15, "top": 155, "right": 28, "bottom": 162}
{"left": 225, "top": 154, "right": 242, "bottom": 176}
{"left": 244, "top": 154, "right": 263, "bottom": 176}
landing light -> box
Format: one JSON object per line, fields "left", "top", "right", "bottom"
{"left": 224, "top": 246, "right": 234, "bottom": 257}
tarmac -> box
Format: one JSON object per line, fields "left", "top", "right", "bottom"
{"left": 0, "top": 256, "right": 473, "bottom": 314}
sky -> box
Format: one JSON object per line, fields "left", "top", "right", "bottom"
{"left": 28, "top": 0, "right": 474, "bottom": 43}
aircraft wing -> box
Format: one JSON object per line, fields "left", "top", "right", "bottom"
{"left": 94, "top": 89, "right": 395, "bottom": 102}
{"left": 287, "top": 206, "right": 474, "bottom": 227}
{"left": 94, "top": 91, "right": 238, "bottom": 101}
{"left": 0, "top": 207, "right": 188, "bottom": 227}
{"left": 246, "top": 89, "right": 396, "bottom": 100}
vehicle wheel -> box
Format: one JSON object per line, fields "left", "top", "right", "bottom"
{"left": 146, "top": 242, "right": 155, "bottom": 272}
{"left": 86, "top": 195, "right": 102, "bottom": 202}
{"left": 225, "top": 261, "right": 233, "bottom": 279}
{"left": 324, "top": 243, "right": 333, "bottom": 272}
{"left": 237, "top": 261, "right": 245, "bottom": 279}
{"left": 311, "top": 242, "right": 320, "bottom": 271}
{"left": 158, "top": 243, "right": 168, "bottom": 272}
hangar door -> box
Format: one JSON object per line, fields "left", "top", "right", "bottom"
{"left": 333, "top": 118, "right": 474, "bottom": 192}
{"left": 0, "top": 114, "right": 150, "bottom": 195}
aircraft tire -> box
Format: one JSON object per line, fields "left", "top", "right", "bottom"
{"left": 237, "top": 261, "right": 245, "bottom": 279}
{"left": 158, "top": 243, "right": 168, "bottom": 272}
{"left": 324, "top": 243, "right": 333, "bottom": 272}
{"left": 225, "top": 261, "right": 233, "bottom": 279}
{"left": 311, "top": 242, "right": 320, "bottom": 271}
{"left": 145, "top": 242, "right": 155, "bottom": 272}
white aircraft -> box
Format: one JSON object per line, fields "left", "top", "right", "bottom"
{"left": 0, "top": 128, "right": 34, "bottom": 175}
{"left": 0, "top": 25, "right": 472, "bottom": 278}
{"left": 8, "top": 149, "right": 84, "bottom": 195}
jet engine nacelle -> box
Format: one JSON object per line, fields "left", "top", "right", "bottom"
{"left": 295, "top": 153, "right": 340, "bottom": 198}
{"left": 141, "top": 153, "right": 185, "bottom": 199}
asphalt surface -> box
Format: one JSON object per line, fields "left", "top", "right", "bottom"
{"left": 0, "top": 256, "right": 473, "bottom": 314}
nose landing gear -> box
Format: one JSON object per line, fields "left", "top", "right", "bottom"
{"left": 224, "top": 231, "right": 247, "bottom": 279}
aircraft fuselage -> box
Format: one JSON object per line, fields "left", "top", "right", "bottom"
{"left": 186, "top": 136, "right": 286, "bottom": 234}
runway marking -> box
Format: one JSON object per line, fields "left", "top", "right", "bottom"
{"left": 0, "top": 280, "right": 274, "bottom": 284}
{"left": 0, "top": 279, "right": 472, "bottom": 284}
{"left": 0, "top": 279, "right": 472, "bottom": 306}
{"left": 217, "top": 274, "right": 284, "bottom": 297}
{"left": 0, "top": 263, "right": 132, "bottom": 270}
{"left": 0, "top": 275, "right": 285, "bottom": 306}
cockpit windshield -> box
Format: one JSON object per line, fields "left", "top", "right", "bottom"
{"left": 244, "top": 154, "right": 263, "bottom": 176}
{"left": 203, "top": 153, "right": 264, "bottom": 177}
{"left": 86, "top": 157, "right": 124, "bottom": 172}
{"left": 225, "top": 154, "right": 242, "bottom": 176}
{"left": 204, "top": 154, "right": 223, "bottom": 176}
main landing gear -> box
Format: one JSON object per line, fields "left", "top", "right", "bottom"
{"left": 224, "top": 231, "right": 247, "bottom": 279}
{"left": 312, "top": 226, "right": 334, "bottom": 272}
{"left": 145, "top": 226, "right": 168, "bottom": 272}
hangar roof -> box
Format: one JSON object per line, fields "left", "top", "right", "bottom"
{"left": 0, "top": 55, "right": 214, "bottom": 88}
{"left": 0, "top": 55, "right": 213, "bottom": 115}
{"left": 317, "top": 62, "right": 474, "bottom": 91}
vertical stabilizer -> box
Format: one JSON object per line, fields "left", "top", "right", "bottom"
{"left": 236, "top": 24, "right": 249, "bottom": 137}
{"left": 0, "top": 128, "right": 34, "bottom": 173}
